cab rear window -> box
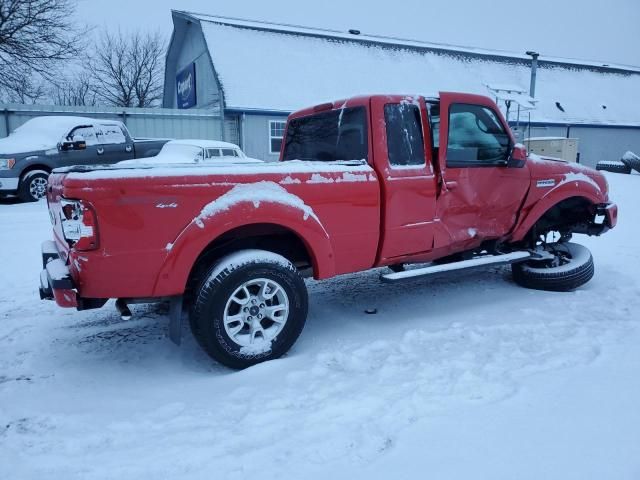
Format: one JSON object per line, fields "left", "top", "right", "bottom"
{"left": 282, "top": 107, "right": 368, "bottom": 162}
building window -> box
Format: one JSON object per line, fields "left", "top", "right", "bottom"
{"left": 269, "top": 120, "right": 286, "bottom": 154}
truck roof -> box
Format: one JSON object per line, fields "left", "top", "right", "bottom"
{"left": 165, "top": 139, "right": 242, "bottom": 149}
{"left": 287, "top": 92, "right": 459, "bottom": 119}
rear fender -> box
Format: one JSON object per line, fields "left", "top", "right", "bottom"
{"left": 510, "top": 178, "right": 606, "bottom": 242}
{"left": 153, "top": 200, "right": 335, "bottom": 296}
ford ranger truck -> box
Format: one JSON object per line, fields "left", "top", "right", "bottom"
{"left": 39, "top": 93, "right": 617, "bottom": 369}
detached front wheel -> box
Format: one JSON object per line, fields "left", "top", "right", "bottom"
{"left": 190, "top": 249, "right": 308, "bottom": 369}
{"left": 512, "top": 242, "right": 594, "bottom": 292}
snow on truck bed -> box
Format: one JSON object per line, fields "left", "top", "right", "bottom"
{"left": 1, "top": 172, "right": 639, "bottom": 479}
{"left": 62, "top": 159, "right": 374, "bottom": 181}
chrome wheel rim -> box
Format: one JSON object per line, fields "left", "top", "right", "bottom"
{"left": 29, "top": 177, "right": 47, "bottom": 199}
{"left": 223, "top": 278, "right": 289, "bottom": 348}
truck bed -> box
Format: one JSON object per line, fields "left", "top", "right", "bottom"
{"left": 48, "top": 160, "right": 381, "bottom": 298}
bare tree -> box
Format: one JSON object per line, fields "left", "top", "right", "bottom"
{"left": 0, "top": 67, "right": 47, "bottom": 104}
{"left": 0, "top": 0, "right": 85, "bottom": 100}
{"left": 51, "top": 73, "right": 97, "bottom": 106}
{"left": 91, "top": 30, "right": 165, "bottom": 108}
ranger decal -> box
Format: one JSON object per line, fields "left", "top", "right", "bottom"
{"left": 536, "top": 179, "right": 556, "bottom": 188}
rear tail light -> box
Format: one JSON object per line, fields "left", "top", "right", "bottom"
{"left": 60, "top": 199, "right": 99, "bottom": 251}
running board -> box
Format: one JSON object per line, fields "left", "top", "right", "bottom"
{"left": 380, "top": 251, "right": 532, "bottom": 283}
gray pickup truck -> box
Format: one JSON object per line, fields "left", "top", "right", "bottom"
{"left": 0, "top": 116, "right": 169, "bottom": 201}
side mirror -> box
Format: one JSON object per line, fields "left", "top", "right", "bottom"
{"left": 507, "top": 144, "right": 528, "bottom": 167}
{"left": 72, "top": 135, "right": 87, "bottom": 150}
{"left": 60, "top": 141, "right": 74, "bottom": 151}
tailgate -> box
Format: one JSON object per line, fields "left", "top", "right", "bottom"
{"left": 46, "top": 171, "right": 71, "bottom": 260}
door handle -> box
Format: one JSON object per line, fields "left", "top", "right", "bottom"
{"left": 445, "top": 180, "right": 458, "bottom": 191}
{"left": 97, "top": 147, "right": 104, "bottom": 155}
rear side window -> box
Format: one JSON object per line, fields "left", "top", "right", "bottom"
{"left": 384, "top": 103, "right": 425, "bottom": 167}
{"left": 96, "top": 124, "right": 127, "bottom": 145}
{"left": 282, "top": 106, "right": 368, "bottom": 162}
{"left": 221, "top": 148, "right": 238, "bottom": 157}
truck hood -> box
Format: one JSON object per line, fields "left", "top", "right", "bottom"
{"left": 527, "top": 153, "right": 608, "bottom": 198}
{"left": 0, "top": 139, "right": 53, "bottom": 157}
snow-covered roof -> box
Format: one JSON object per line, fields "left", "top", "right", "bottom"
{"left": 175, "top": 10, "right": 640, "bottom": 127}
{"left": 165, "top": 139, "right": 241, "bottom": 149}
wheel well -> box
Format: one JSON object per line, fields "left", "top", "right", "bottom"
{"left": 20, "top": 165, "right": 51, "bottom": 180}
{"left": 185, "top": 223, "right": 314, "bottom": 300}
{"left": 526, "top": 196, "right": 595, "bottom": 243}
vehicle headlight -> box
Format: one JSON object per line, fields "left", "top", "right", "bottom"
{"left": 0, "top": 158, "right": 16, "bottom": 170}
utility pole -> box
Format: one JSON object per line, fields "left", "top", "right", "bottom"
{"left": 525, "top": 51, "right": 540, "bottom": 98}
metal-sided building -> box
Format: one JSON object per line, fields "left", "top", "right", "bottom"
{"left": 163, "top": 10, "right": 640, "bottom": 166}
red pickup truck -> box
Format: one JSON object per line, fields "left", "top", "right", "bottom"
{"left": 39, "top": 92, "right": 617, "bottom": 368}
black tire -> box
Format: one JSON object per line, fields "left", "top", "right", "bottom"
{"left": 620, "top": 152, "right": 640, "bottom": 174}
{"left": 18, "top": 171, "right": 49, "bottom": 202}
{"left": 512, "top": 242, "right": 594, "bottom": 292}
{"left": 595, "top": 161, "right": 631, "bottom": 174}
{"left": 189, "top": 249, "right": 308, "bottom": 369}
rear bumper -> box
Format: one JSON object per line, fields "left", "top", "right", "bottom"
{"left": 39, "top": 240, "right": 78, "bottom": 308}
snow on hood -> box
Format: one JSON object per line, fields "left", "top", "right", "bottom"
{"left": 0, "top": 116, "right": 94, "bottom": 155}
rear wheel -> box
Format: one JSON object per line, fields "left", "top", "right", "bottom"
{"left": 512, "top": 242, "right": 594, "bottom": 292}
{"left": 189, "top": 249, "right": 308, "bottom": 369}
{"left": 18, "top": 171, "right": 49, "bottom": 202}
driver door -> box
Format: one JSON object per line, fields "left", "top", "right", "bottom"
{"left": 58, "top": 125, "right": 99, "bottom": 168}
{"left": 435, "top": 92, "right": 530, "bottom": 249}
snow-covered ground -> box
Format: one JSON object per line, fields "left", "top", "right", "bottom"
{"left": 1, "top": 172, "right": 639, "bottom": 479}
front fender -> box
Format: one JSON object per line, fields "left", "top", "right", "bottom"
{"left": 15, "top": 151, "right": 55, "bottom": 175}
{"left": 510, "top": 176, "right": 607, "bottom": 242}
{"left": 152, "top": 200, "right": 335, "bottom": 296}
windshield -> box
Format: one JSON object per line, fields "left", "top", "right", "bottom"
{"left": 158, "top": 143, "right": 205, "bottom": 162}
{"left": 282, "top": 106, "right": 368, "bottom": 162}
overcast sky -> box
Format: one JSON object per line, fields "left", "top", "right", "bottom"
{"left": 76, "top": 0, "right": 640, "bottom": 67}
